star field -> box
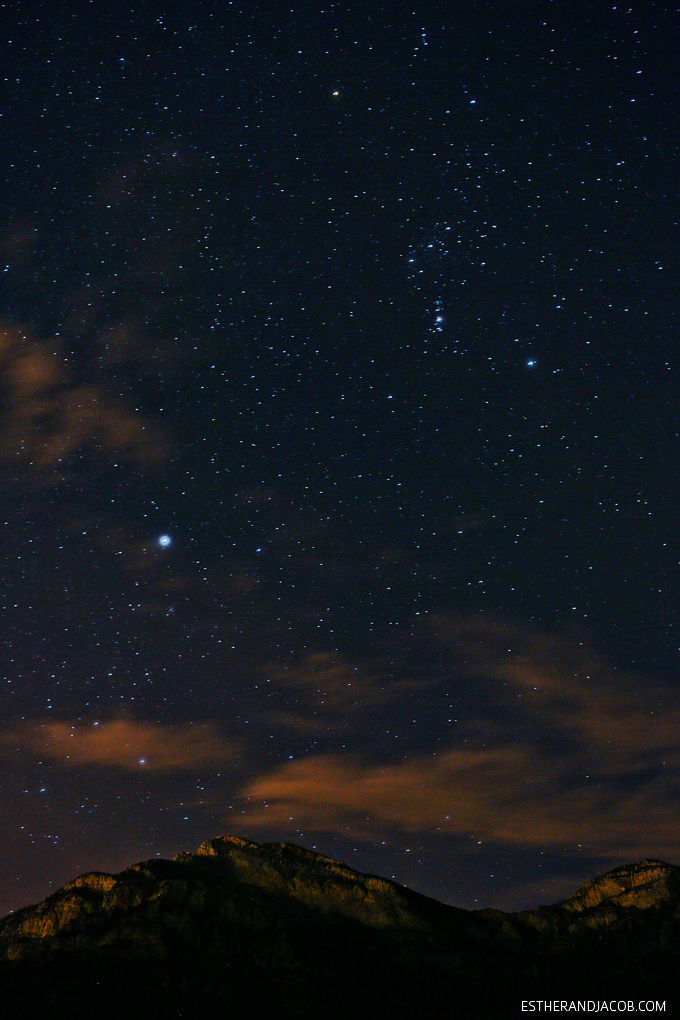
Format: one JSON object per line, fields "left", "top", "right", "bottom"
{"left": 0, "top": 1, "right": 678, "bottom": 915}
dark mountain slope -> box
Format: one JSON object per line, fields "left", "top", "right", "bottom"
{"left": 0, "top": 836, "right": 677, "bottom": 1018}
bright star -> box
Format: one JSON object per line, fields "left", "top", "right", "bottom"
{"left": 158, "top": 534, "right": 172, "bottom": 548}
{"left": 526, "top": 359, "right": 537, "bottom": 368}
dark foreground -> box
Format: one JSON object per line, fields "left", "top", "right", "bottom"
{"left": 0, "top": 836, "right": 677, "bottom": 1018}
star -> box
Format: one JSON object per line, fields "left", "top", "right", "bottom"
{"left": 157, "top": 534, "right": 172, "bottom": 548}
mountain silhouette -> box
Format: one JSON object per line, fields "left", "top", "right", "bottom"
{"left": 1, "top": 835, "right": 677, "bottom": 1018}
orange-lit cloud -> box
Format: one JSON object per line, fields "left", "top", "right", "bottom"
{"left": 0, "top": 720, "right": 237, "bottom": 772}
{"left": 0, "top": 322, "right": 167, "bottom": 476}
{"left": 237, "top": 747, "right": 678, "bottom": 859}
{"left": 266, "top": 651, "right": 422, "bottom": 715}
{"left": 429, "top": 613, "right": 680, "bottom": 759}
{"left": 235, "top": 615, "right": 680, "bottom": 859}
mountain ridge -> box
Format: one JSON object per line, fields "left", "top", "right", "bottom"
{"left": 1, "top": 835, "right": 677, "bottom": 1018}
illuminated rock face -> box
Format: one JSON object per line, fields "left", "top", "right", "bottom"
{"left": 0, "top": 840, "right": 678, "bottom": 1019}
{"left": 559, "top": 860, "right": 678, "bottom": 913}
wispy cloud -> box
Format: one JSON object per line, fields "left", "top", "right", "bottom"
{"left": 0, "top": 720, "right": 237, "bottom": 772}
{"left": 234, "top": 615, "right": 680, "bottom": 859}
{"left": 266, "top": 651, "right": 421, "bottom": 714}
{"left": 237, "top": 745, "right": 678, "bottom": 859}
{"left": 0, "top": 322, "right": 167, "bottom": 478}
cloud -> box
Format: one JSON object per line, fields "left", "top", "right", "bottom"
{"left": 0, "top": 720, "right": 237, "bottom": 773}
{"left": 0, "top": 322, "right": 167, "bottom": 477}
{"left": 237, "top": 746, "right": 678, "bottom": 859}
{"left": 262, "top": 651, "right": 431, "bottom": 738}
{"left": 234, "top": 615, "right": 680, "bottom": 859}
{"left": 266, "top": 651, "right": 420, "bottom": 714}
{"left": 239, "top": 749, "right": 526, "bottom": 835}
{"left": 429, "top": 612, "right": 680, "bottom": 763}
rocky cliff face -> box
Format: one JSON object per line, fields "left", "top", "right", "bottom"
{"left": 558, "top": 859, "right": 678, "bottom": 914}
{"left": 0, "top": 837, "right": 678, "bottom": 1019}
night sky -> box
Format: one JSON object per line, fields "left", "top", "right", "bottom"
{"left": 1, "top": 1, "right": 679, "bottom": 917}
